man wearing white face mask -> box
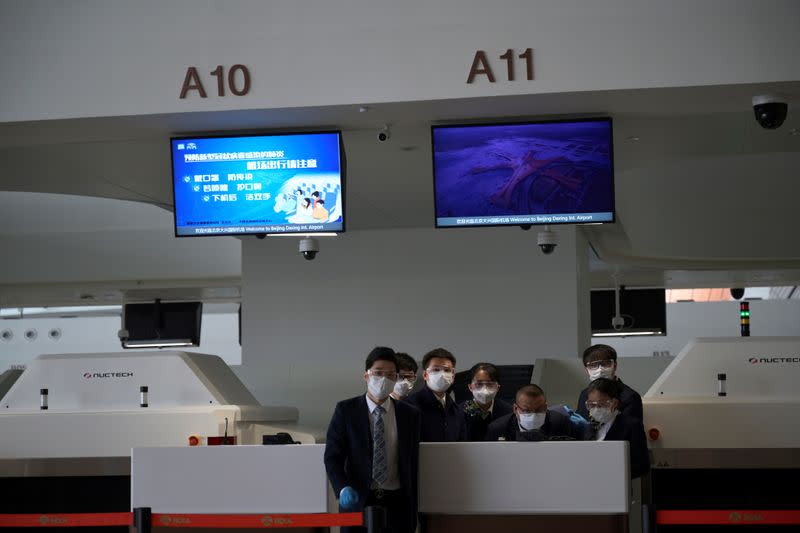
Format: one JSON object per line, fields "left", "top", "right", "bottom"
{"left": 485, "top": 384, "right": 582, "bottom": 441}
{"left": 460, "top": 363, "right": 512, "bottom": 441}
{"left": 390, "top": 352, "right": 418, "bottom": 401}
{"left": 575, "top": 344, "right": 643, "bottom": 422}
{"left": 584, "top": 378, "right": 650, "bottom": 479}
{"left": 324, "top": 347, "right": 421, "bottom": 533}
{"left": 404, "top": 348, "right": 466, "bottom": 442}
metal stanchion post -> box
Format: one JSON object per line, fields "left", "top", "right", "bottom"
{"left": 133, "top": 507, "right": 151, "bottom": 533}
{"left": 363, "top": 505, "right": 387, "bottom": 533}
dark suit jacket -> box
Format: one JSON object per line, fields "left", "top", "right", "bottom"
{"left": 404, "top": 386, "right": 466, "bottom": 442}
{"left": 576, "top": 378, "right": 643, "bottom": 421}
{"left": 324, "top": 395, "right": 421, "bottom": 530}
{"left": 598, "top": 414, "right": 650, "bottom": 479}
{"left": 484, "top": 409, "right": 582, "bottom": 442}
{"left": 459, "top": 398, "right": 513, "bottom": 442}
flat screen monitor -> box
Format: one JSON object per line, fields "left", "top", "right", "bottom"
{"left": 591, "top": 288, "right": 667, "bottom": 336}
{"left": 432, "top": 118, "right": 614, "bottom": 228}
{"left": 171, "top": 131, "right": 345, "bottom": 236}
{"left": 122, "top": 302, "right": 203, "bottom": 348}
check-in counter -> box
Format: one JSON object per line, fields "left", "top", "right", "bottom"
{"left": 131, "top": 445, "right": 331, "bottom": 532}
{"left": 419, "top": 441, "right": 631, "bottom": 533}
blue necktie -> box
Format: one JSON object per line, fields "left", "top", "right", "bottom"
{"left": 372, "top": 405, "right": 387, "bottom": 486}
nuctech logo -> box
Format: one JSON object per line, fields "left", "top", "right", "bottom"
{"left": 748, "top": 356, "right": 800, "bottom": 364}
{"left": 83, "top": 371, "right": 134, "bottom": 378}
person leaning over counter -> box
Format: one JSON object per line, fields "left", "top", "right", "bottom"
{"left": 575, "top": 344, "right": 643, "bottom": 422}
{"left": 485, "top": 384, "right": 582, "bottom": 441}
{"left": 404, "top": 347, "right": 466, "bottom": 442}
{"left": 324, "top": 347, "right": 421, "bottom": 533}
{"left": 583, "top": 377, "right": 650, "bottom": 479}
{"left": 460, "top": 362, "right": 512, "bottom": 441}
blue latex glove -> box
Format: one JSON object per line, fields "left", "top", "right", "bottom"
{"left": 565, "top": 407, "right": 589, "bottom": 428}
{"left": 339, "top": 486, "right": 359, "bottom": 510}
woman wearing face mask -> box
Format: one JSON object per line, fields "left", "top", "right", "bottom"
{"left": 460, "top": 363, "right": 512, "bottom": 441}
{"left": 575, "top": 344, "right": 643, "bottom": 422}
{"left": 404, "top": 348, "right": 467, "bottom": 442}
{"left": 485, "top": 384, "right": 582, "bottom": 442}
{"left": 584, "top": 377, "right": 650, "bottom": 479}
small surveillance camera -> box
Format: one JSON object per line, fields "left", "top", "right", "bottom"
{"left": 752, "top": 94, "right": 788, "bottom": 129}
{"left": 377, "top": 124, "right": 391, "bottom": 142}
{"left": 537, "top": 226, "right": 558, "bottom": 254}
{"left": 611, "top": 316, "right": 625, "bottom": 330}
{"left": 299, "top": 237, "right": 319, "bottom": 260}
{"left": 117, "top": 328, "right": 130, "bottom": 341}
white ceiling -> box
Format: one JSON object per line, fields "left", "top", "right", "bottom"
{"left": 1, "top": 82, "right": 800, "bottom": 304}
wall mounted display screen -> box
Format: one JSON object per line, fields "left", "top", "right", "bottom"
{"left": 432, "top": 118, "right": 614, "bottom": 228}
{"left": 171, "top": 131, "right": 344, "bottom": 236}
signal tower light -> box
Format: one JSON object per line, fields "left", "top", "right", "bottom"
{"left": 740, "top": 301, "right": 750, "bottom": 337}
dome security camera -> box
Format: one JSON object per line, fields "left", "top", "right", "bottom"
{"left": 377, "top": 124, "right": 391, "bottom": 142}
{"left": 752, "top": 94, "right": 788, "bottom": 129}
{"left": 299, "top": 237, "right": 319, "bottom": 260}
{"left": 117, "top": 328, "right": 130, "bottom": 341}
{"left": 537, "top": 226, "right": 558, "bottom": 254}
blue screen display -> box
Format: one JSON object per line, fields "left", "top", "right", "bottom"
{"left": 432, "top": 119, "right": 614, "bottom": 227}
{"left": 171, "top": 132, "right": 344, "bottom": 236}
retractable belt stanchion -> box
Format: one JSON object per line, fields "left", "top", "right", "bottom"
{"left": 134, "top": 507, "right": 151, "bottom": 533}
{"left": 363, "top": 506, "right": 387, "bottom": 533}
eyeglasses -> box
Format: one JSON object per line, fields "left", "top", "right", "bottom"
{"left": 369, "top": 369, "right": 398, "bottom": 380}
{"left": 585, "top": 400, "right": 613, "bottom": 409}
{"left": 471, "top": 381, "right": 499, "bottom": 389}
{"left": 585, "top": 359, "right": 614, "bottom": 370}
{"left": 427, "top": 366, "right": 455, "bottom": 374}
{"left": 398, "top": 372, "right": 417, "bottom": 381}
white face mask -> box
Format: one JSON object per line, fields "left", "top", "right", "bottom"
{"left": 368, "top": 375, "right": 395, "bottom": 401}
{"left": 589, "top": 406, "right": 616, "bottom": 424}
{"left": 426, "top": 370, "right": 454, "bottom": 393}
{"left": 472, "top": 387, "right": 497, "bottom": 406}
{"left": 518, "top": 412, "right": 546, "bottom": 430}
{"left": 392, "top": 379, "right": 414, "bottom": 398}
{"left": 588, "top": 367, "right": 615, "bottom": 381}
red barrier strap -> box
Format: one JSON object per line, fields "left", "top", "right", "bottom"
{"left": 0, "top": 512, "right": 133, "bottom": 528}
{"left": 657, "top": 510, "right": 800, "bottom": 525}
{"left": 151, "top": 512, "right": 363, "bottom": 528}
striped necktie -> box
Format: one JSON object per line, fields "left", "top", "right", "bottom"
{"left": 372, "top": 405, "right": 387, "bottom": 485}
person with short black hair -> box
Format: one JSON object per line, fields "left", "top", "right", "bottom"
{"left": 584, "top": 377, "right": 650, "bottom": 479}
{"left": 575, "top": 344, "right": 643, "bottom": 422}
{"left": 485, "top": 384, "right": 581, "bottom": 441}
{"left": 404, "top": 348, "right": 466, "bottom": 442}
{"left": 391, "top": 352, "right": 418, "bottom": 401}
{"left": 460, "top": 362, "right": 512, "bottom": 441}
{"left": 324, "top": 347, "right": 421, "bottom": 533}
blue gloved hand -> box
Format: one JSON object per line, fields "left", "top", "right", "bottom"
{"left": 339, "top": 486, "right": 359, "bottom": 510}
{"left": 565, "top": 407, "right": 589, "bottom": 428}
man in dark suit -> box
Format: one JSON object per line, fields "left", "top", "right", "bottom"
{"left": 460, "top": 362, "right": 513, "bottom": 441}
{"left": 584, "top": 377, "right": 650, "bottom": 479}
{"left": 324, "top": 347, "right": 421, "bottom": 533}
{"left": 485, "top": 384, "right": 583, "bottom": 441}
{"left": 404, "top": 347, "right": 466, "bottom": 442}
{"left": 575, "top": 344, "right": 643, "bottom": 421}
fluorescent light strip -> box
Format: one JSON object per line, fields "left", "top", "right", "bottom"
{"left": 593, "top": 330, "right": 664, "bottom": 337}
{"left": 122, "top": 340, "right": 195, "bottom": 348}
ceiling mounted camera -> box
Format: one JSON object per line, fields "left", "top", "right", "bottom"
{"left": 377, "top": 124, "right": 391, "bottom": 142}
{"left": 299, "top": 237, "right": 319, "bottom": 260}
{"left": 752, "top": 94, "right": 788, "bottom": 130}
{"left": 537, "top": 225, "right": 558, "bottom": 254}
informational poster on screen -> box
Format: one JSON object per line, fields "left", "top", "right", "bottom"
{"left": 432, "top": 119, "right": 614, "bottom": 228}
{"left": 171, "top": 132, "right": 343, "bottom": 236}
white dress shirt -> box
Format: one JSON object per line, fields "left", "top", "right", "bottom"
{"left": 366, "top": 394, "right": 400, "bottom": 490}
